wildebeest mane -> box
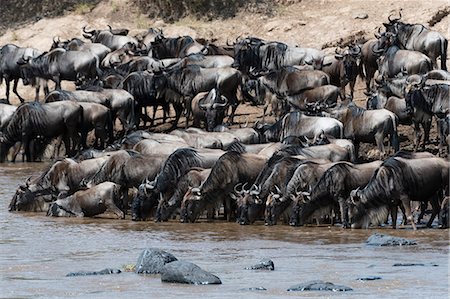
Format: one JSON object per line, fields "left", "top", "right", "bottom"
{"left": 4, "top": 102, "right": 51, "bottom": 143}
{"left": 223, "top": 140, "right": 247, "bottom": 153}
{"left": 155, "top": 148, "right": 202, "bottom": 192}
{"left": 347, "top": 103, "right": 366, "bottom": 118}
{"left": 253, "top": 151, "right": 290, "bottom": 186}
{"left": 301, "top": 162, "right": 353, "bottom": 220}
{"left": 201, "top": 151, "right": 242, "bottom": 193}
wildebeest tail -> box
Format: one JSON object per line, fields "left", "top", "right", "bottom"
{"left": 441, "top": 38, "right": 448, "bottom": 71}
{"left": 358, "top": 59, "right": 365, "bottom": 80}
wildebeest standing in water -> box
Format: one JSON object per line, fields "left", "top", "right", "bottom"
{"left": 181, "top": 151, "right": 268, "bottom": 223}
{"left": 349, "top": 152, "right": 449, "bottom": 230}
{"left": 9, "top": 156, "right": 111, "bottom": 212}
{"left": 0, "top": 101, "right": 83, "bottom": 162}
{"left": 298, "top": 160, "right": 383, "bottom": 228}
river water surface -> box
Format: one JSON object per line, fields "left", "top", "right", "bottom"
{"left": 1, "top": 163, "right": 449, "bottom": 298}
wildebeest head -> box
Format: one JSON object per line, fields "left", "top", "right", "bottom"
{"left": 264, "top": 186, "right": 285, "bottom": 226}
{"left": 231, "top": 183, "right": 263, "bottom": 225}
{"left": 288, "top": 189, "right": 311, "bottom": 226}
{"left": 232, "top": 37, "right": 264, "bottom": 71}
{"left": 335, "top": 45, "right": 361, "bottom": 82}
{"left": 9, "top": 180, "right": 54, "bottom": 212}
{"left": 180, "top": 187, "right": 203, "bottom": 223}
{"left": 131, "top": 178, "right": 159, "bottom": 221}
{"left": 199, "top": 88, "right": 228, "bottom": 131}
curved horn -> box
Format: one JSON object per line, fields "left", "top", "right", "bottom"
{"left": 274, "top": 185, "right": 282, "bottom": 194}
{"left": 388, "top": 11, "right": 402, "bottom": 23}
{"left": 213, "top": 98, "right": 228, "bottom": 108}
{"left": 107, "top": 25, "right": 112, "bottom": 31}
{"left": 234, "top": 182, "right": 243, "bottom": 194}
{"left": 82, "top": 26, "right": 95, "bottom": 35}
{"left": 335, "top": 47, "right": 343, "bottom": 56}
{"left": 374, "top": 27, "right": 382, "bottom": 39}
{"left": 372, "top": 42, "right": 384, "bottom": 54}
{"left": 53, "top": 36, "right": 59, "bottom": 44}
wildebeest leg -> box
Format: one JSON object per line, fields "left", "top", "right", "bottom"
{"left": 349, "top": 80, "right": 356, "bottom": 99}
{"left": 390, "top": 205, "right": 398, "bottom": 229}
{"left": 169, "top": 103, "right": 183, "bottom": 130}
{"left": 375, "top": 131, "right": 385, "bottom": 158}
{"left": 5, "top": 77, "right": 11, "bottom": 104}
{"left": 400, "top": 195, "right": 416, "bottom": 230}
{"left": 421, "top": 118, "right": 432, "bottom": 149}
{"left": 338, "top": 197, "right": 349, "bottom": 228}
{"left": 416, "top": 201, "right": 428, "bottom": 224}
{"left": 12, "top": 78, "right": 26, "bottom": 103}
{"left": 413, "top": 121, "right": 422, "bottom": 151}
{"left": 105, "top": 197, "right": 125, "bottom": 219}
{"left": 426, "top": 194, "right": 440, "bottom": 228}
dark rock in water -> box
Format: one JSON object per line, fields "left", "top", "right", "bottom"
{"left": 161, "top": 261, "right": 221, "bottom": 285}
{"left": 240, "top": 287, "right": 267, "bottom": 291}
{"left": 366, "top": 233, "right": 417, "bottom": 246}
{"left": 356, "top": 276, "right": 382, "bottom": 281}
{"left": 66, "top": 268, "right": 121, "bottom": 277}
{"left": 393, "top": 263, "right": 438, "bottom": 267}
{"left": 245, "top": 259, "right": 275, "bottom": 270}
{"left": 135, "top": 248, "right": 178, "bottom": 274}
{"left": 287, "top": 280, "right": 353, "bottom": 292}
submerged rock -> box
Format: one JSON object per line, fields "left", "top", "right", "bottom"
{"left": 66, "top": 268, "right": 121, "bottom": 277}
{"left": 245, "top": 259, "right": 275, "bottom": 271}
{"left": 366, "top": 233, "right": 417, "bottom": 246}
{"left": 135, "top": 248, "right": 178, "bottom": 274}
{"left": 356, "top": 276, "right": 382, "bottom": 281}
{"left": 287, "top": 280, "right": 353, "bottom": 292}
{"left": 240, "top": 287, "right": 267, "bottom": 291}
{"left": 161, "top": 261, "right": 221, "bottom": 285}
{"left": 393, "top": 263, "right": 438, "bottom": 267}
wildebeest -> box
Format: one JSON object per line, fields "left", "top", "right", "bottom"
{"left": 171, "top": 53, "right": 234, "bottom": 69}
{"left": 257, "top": 66, "right": 330, "bottom": 98}
{"left": 280, "top": 111, "right": 344, "bottom": 141}
{"left": 9, "top": 156, "right": 111, "bottom": 211}
{"left": 47, "top": 182, "right": 124, "bottom": 218}
{"left": 298, "top": 160, "right": 383, "bottom": 228}
{"left": 233, "top": 37, "right": 326, "bottom": 71}
{"left": 349, "top": 152, "right": 449, "bottom": 230}
{"left": 0, "top": 101, "right": 83, "bottom": 162}
{"left": 322, "top": 45, "right": 361, "bottom": 98}
{"left": 180, "top": 151, "right": 268, "bottom": 223}
{"left": 122, "top": 70, "right": 182, "bottom": 129}
{"left": 156, "top": 168, "right": 212, "bottom": 222}
{"left": 286, "top": 161, "right": 339, "bottom": 226}
{"left": 131, "top": 147, "right": 227, "bottom": 221}
{"left": 161, "top": 64, "right": 242, "bottom": 126}
{"left": 150, "top": 35, "right": 204, "bottom": 59}
{"left": 76, "top": 102, "right": 114, "bottom": 149}
{"left": 365, "top": 89, "right": 411, "bottom": 125}
{"left": 82, "top": 26, "right": 139, "bottom": 51}
{"left": 18, "top": 48, "right": 101, "bottom": 90}
{"left": 51, "top": 37, "right": 111, "bottom": 63}
{"left": 383, "top": 12, "right": 448, "bottom": 70}
{"left": 0, "top": 44, "right": 48, "bottom": 103}
{"left": 405, "top": 83, "right": 449, "bottom": 150}
{"left": 329, "top": 102, "right": 399, "bottom": 157}
{"left": 374, "top": 32, "right": 432, "bottom": 78}
{"left": 191, "top": 88, "right": 228, "bottom": 131}
{"left": 359, "top": 39, "right": 379, "bottom": 91}
{"left": 286, "top": 85, "right": 342, "bottom": 112}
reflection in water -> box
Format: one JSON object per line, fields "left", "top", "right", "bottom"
{"left": 0, "top": 163, "right": 449, "bottom": 298}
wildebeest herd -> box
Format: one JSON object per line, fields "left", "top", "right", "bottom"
{"left": 2, "top": 12, "right": 449, "bottom": 229}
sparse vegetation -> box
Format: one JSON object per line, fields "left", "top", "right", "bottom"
{"left": 131, "top": 0, "right": 275, "bottom": 23}
{"left": 74, "top": 2, "right": 96, "bottom": 15}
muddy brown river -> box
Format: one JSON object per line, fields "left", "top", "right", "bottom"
{"left": 1, "top": 163, "right": 448, "bottom": 298}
